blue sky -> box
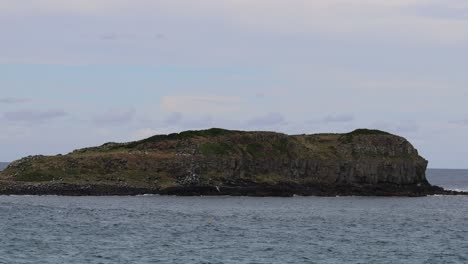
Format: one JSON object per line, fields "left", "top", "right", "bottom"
{"left": 1, "top": 0, "right": 468, "bottom": 168}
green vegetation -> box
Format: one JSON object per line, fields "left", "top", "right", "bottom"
{"left": 72, "top": 128, "right": 242, "bottom": 152}
{"left": 246, "top": 143, "right": 265, "bottom": 157}
{"left": 179, "top": 128, "right": 240, "bottom": 138}
{"left": 272, "top": 138, "right": 289, "bottom": 153}
{"left": 346, "top": 129, "right": 391, "bottom": 136}
{"left": 340, "top": 129, "right": 392, "bottom": 144}
{"left": 127, "top": 128, "right": 241, "bottom": 148}
{"left": 15, "top": 171, "right": 56, "bottom": 182}
{"left": 199, "top": 142, "right": 234, "bottom": 156}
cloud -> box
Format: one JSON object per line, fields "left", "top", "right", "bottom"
{"left": 159, "top": 114, "right": 216, "bottom": 129}
{"left": 155, "top": 33, "right": 165, "bottom": 39}
{"left": 183, "top": 115, "right": 215, "bottom": 128}
{"left": 99, "top": 33, "right": 164, "bottom": 41}
{"left": 92, "top": 108, "right": 135, "bottom": 125}
{"left": 100, "top": 33, "right": 119, "bottom": 40}
{"left": 255, "top": 93, "right": 266, "bottom": 99}
{"left": 164, "top": 112, "right": 183, "bottom": 125}
{"left": 0, "top": 1, "right": 131, "bottom": 15}
{"left": 161, "top": 96, "right": 242, "bottom": 114}
{"left": 0, "top": 124, "right": 32, "bottom": 141}
{"left": 6, "top": 1, "right": 468, "bottom": 42}
{"left": 322, "top": 114, "right": 355, "bottom": 123}
{"left": 306, "top": 114, "right": 355, "bottom": 125}
{"left": 217, "top": 0, "right": 468, "bottom": 44}
{"left": 3, "top": 0, "right": 468, "bottom": 65}
{"left": 404, "top": 4, "right": 468, "bottom": 20}
{"left": 0, "top": 97, "right": 29, "bottom": 104}
{"left": 452, "top": 117, "right": 468, "bottom": 125}
{"left": 4, "top": 109, "right": 67, "bottom": 122}
{"left": 396, "top": 121, "right": 420, "bottom": 133}
{"left": 247, "top": 112, "right": 287, "bottom": 127}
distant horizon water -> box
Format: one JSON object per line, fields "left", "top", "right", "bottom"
{"left": 426, "top": 169, "right": 468, "bottom": 192}
{"left": 0, "top": 169, "right": 466, "bottom": 263}
{"left": 0, "top": 171, "right": 467, "bottom": 263}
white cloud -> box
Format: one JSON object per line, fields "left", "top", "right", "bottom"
{"left": 0, "top": 124, "right": 31, "bottom": 141}
{"left": 321, "top": 114, "right": 355, "bottom": 124}
{"left": 220, "top": 0, "right": 468, "bottom": 44}
{"left": 161, "top": 95, "right": 242, "bottom": 114}
{"left": 0, "top": 0, "right": 130, "bottom": 14}
{"left": 4, "top": 109, "right": 67, "bottom": 123}
{"left": 92, "top": 107, "right": 135, "bottom": 125}
{"left": 453, "top": 117, "right": 468, "bottom": 125}
{"left": 0, "top": 97, "right": 29, "bottom": 104}
{"left": 3, "top": 0, "right": 468, "bottom": 44}
{"left": 247, "top": 112, "right": 287, "bottom": 128}
{"left": 164, "top": 112, "right": 184, "bottom": 125}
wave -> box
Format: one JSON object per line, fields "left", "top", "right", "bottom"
{"left": 445, "top": 188, "right": 468, "bottom": 192}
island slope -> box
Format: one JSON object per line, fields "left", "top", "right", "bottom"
{"left": 0, "top": 128, "right": 463, "bottom": 196}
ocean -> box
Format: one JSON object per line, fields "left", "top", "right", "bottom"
{"left": 0, "top": 169, "right": 466, "bottom": 264}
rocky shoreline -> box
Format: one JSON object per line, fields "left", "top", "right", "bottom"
{"left": 0, "top": 182, "right": 466, "bottom": 197}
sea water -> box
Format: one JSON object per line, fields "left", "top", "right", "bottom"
{"left": 0, "top": 169, "right": 467, "bottom": 264}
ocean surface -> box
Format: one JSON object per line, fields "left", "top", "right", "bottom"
{"left": 0, "top": 169, "right": 467, "bottom": 264}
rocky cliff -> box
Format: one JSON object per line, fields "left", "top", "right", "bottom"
{"left": 0, "top": 128, "right": 463, "bottom": 196}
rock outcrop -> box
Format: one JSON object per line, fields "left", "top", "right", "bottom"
{"left": 0, "top": 128, "right": 464, "bottom": 196}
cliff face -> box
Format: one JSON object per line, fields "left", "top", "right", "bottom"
{"left": 0, "top": 128, "right": 446, "bottom": 196}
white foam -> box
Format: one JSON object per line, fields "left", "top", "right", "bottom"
{"left": 450, "top": 188, "right": 468, "bottom": 192}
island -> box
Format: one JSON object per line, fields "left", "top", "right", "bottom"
{"left": 0, "top": 128, "right": 465, "bottom": 196}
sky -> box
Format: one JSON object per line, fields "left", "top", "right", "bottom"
{"left": 0, "top": 0, "right": 468, "bottom": 168}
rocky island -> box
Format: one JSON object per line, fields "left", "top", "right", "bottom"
{"left": 0, "top": 128, "right": 465, "bottom": 196}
